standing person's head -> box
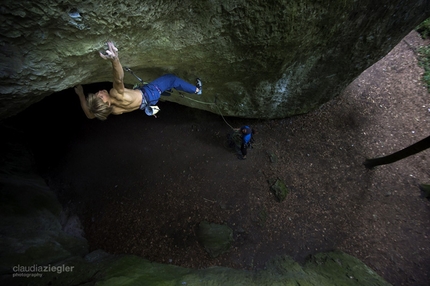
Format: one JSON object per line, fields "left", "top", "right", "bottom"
{"left": 87, "top": 90, "right": 113, "bottom": 120}
{"left": 240, "top": 126, "right": 251, "bottom": 135}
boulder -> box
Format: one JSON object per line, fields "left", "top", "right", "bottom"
{"left": 197, "top": 221, "right": 234, "bottom": 258}
{"left": 269, "top": 178, "right": 290, "bottom": 202}
{"left": 0, "top": 0, "right": 429, "bottom": 120}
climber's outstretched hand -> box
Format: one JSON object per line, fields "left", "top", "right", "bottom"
{"left": 99, "top": 41, "right": 118, "bottom": 61}
{"left": 74, "top": 84, "right": 84, "bottom": 96}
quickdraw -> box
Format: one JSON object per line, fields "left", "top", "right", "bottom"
{"left": 123, "top": 66, "right": 145, "bottom": 86}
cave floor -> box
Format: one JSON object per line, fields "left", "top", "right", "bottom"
{"left": 19, "top": 31, "right": 430, "bottom": 286}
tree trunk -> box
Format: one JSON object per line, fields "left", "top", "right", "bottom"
{"left": 364, "top": 135, "right": 430, "bottom": 169}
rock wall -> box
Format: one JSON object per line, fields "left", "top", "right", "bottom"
{"left": 0, "top": 0, "right": 429, "bottom": 120}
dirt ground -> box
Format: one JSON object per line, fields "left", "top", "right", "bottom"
{"left": 11, "top": 30, "right": 430, "bottom": 286}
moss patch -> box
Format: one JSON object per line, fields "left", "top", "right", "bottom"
{"left": 269, "top": 178, "right": 290, "bottom": 202}
{"left": 197, "top": 221, "right": 234, "bottom": 258}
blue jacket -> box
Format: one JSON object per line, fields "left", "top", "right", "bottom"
{"left": 241, "top": 126, "right": 252, "bottom": 144}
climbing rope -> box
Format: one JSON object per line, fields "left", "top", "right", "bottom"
{"left": 178, "top": 93, "right": 235, "bottom": 130}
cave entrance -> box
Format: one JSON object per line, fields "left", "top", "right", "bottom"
{"left": 5, "top": 84, "right": 272, "bottom": 268}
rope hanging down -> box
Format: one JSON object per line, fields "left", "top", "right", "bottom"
{"left": 179, "top": 92, "right": 234, "bottom": 130}
{"left": 123, "top": 67, "right": 234, "bottom": 130}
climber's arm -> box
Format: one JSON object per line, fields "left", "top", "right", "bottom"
{"left": 74, "top": 85, "right": 95, "bottom": 119}
{"left": 99, "top": 41, "right": 125, "bottom": 99}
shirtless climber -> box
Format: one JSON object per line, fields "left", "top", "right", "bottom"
{"left": 74, "top": 41, "right": 202, "bottom": 120}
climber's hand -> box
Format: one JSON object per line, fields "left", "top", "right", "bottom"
{"left": 74, "top": 84, "right": 84, "bottom": 96}
{"left": 99, "top": 41, "right": 118, "bottom": 61}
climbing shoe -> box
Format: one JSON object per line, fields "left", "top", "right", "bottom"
{"left": 196, "top": 78, "right": 202, "bottom": 95}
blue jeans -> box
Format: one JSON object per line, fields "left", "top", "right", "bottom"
{"left": 141, "top": 74, "right": 196, "bottom": 106}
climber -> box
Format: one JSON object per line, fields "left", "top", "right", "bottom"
{"left": 74, "top": 41, "right": 202, "bottom": 120}
{"left": 233, "top": 125, "right": 254, "bottom": 159}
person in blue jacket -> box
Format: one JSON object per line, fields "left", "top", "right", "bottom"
{"left": 234, "top": 125, "right": 253, "bottom": 159}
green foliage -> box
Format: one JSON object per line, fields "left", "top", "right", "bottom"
{"left": 417, "top": 45, "right": 430, "bottom": 92}
{"left": 417, "top": 18, "right": 430, "bottom": 92}
{"left": 416, "top": 18, "right": 430, "bottom": 39}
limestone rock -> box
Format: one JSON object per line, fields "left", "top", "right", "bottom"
{"left": 197, "top": 221, "right": 234, "bottom": 258}
{"left": 269, "top": 178, "right": 290, "bottom": 202}
{"left": 0, "top": 0, "right": 429, "bottom": 120}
